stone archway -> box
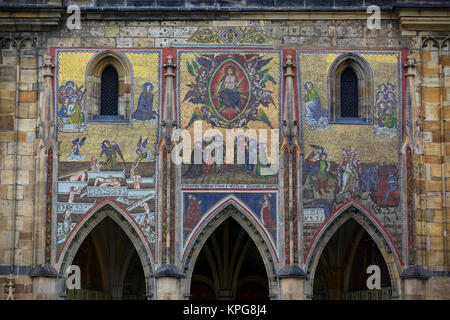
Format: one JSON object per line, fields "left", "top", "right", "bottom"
{"left": 181, "top": 203, "right": 279, "bottom": 300}
{"left": 305, "top": 205, "right": 402, "bottom": 300}
{"left": 57, "top": 203, "right": 155, "bottom": 299}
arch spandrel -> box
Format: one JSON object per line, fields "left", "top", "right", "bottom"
{"left": 57, "top": 199, "right": 155, "bottom": 279}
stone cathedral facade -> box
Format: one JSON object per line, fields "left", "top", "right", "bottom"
{"left": 0, "top": 0, "right": 449, "bottom": 300}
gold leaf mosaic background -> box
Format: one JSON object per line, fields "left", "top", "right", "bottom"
{"left": 179, "top": 51, "right": 281, "bottom": 138}
{"left": 56, "top": 50, "right": 160, "bottom": 162}
{"left": 299, "top": 52, "right": 400, "bottom": 163}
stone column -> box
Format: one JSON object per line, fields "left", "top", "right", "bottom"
{"left": 162, "top": 54, "right": 176, "bottom": 141}
{"left": 278, "top": 265, "right": 306, "bottom": 300}
{"left": 30, "top": 264, "right": 60, "bottom": 300}
{"left": 39, "top": 54, "right": 55, "bottom": 149}
{"left": 400, "top": 265, "right": 432, "bottom": 300}
{"left": 154, "top": 55, "right": 183, "bottom": 300}
{"left": 154, "top": 265, "right": 184, "bottom": 300}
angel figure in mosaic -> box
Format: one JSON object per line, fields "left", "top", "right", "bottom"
{"left": 100, "top": 140, "right": 124, "bottom": 168}
{"left": 135, "top": 136, "right": 152, "bottom": 162}
{"left": 68, "top": 136, "right": 86, "bottom": 161}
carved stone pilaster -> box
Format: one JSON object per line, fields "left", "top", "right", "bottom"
{"left": 283, "top": 55, "right": 296, "bottom": 146}
{"left": 402, "top": 53, "right": 418, "bottom": 153}
{"left": 40, "top": 54, "right": 55, "bottom": 150}
{"left": 162, "top": 55, "right": 177, "bottom": 145}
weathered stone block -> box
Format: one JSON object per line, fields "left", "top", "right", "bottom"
{"left": 120, "top": 26, "right": 148, "bottom": 37}
{"left": 148, "top": 27, "right": 173, "bottom": 38}
{"left": 116, "top": 38, "right": 133, "bottom": 48}
{"left": 90, "top": 26, "right": 105, "bottom": 37}
{"left": 18, "top": 91, "right": 37, "bottom": 104}
{"left": 0, "top": 98, "right": 14, "bottom": 114}
{"left": 17, "top": 142, "right": 34, "bottom": 156}
{"left": 17, "top": 200, "right": 33, "bottom": 217}
{"left": 104, "top": 27, "right": 120, "bottom": 37}
{"left": 16, "top": 119, "right": 35, "bottom": 133}
{"left": 81, "top": 37, "right": 115, "bottom": 48}
{"left": 0, "top": 67, "right": 16, "bottom": 82}
{"left": 0, "top": 115, "right": 13, "bottom": 131}
{"left": 173, "top": 27, "right": 199, "bottom": 38}
{"left": 132, "top": 38, "right": 155, "bottom": 48}
{"left": 425, "top": 143, "right": 442, "bottom": 157}
{"left": 17, "top": 170, "right": 30, "bottom": 185}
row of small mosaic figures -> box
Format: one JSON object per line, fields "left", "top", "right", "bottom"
{"left": 375, "top": 81, "right": 398, "bottom": 129}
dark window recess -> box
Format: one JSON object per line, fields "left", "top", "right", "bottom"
{"left": 340, "top": 68, "right": 359, "bottom": 118}
{"left": 100, "top": 65, "right": 119, "bottom": 116}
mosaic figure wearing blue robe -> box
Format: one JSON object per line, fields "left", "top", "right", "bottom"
{"left": 133, "top": 82, "right": 157, "bottom": 121}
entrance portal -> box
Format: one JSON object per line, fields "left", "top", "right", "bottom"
{"left": 190, "top": 218, "right": 269, "bottom": 300}
{"left": 66, "top": 217, "right": 146, "bottom": 300}
{"left": 312, "top": 219, "right": 392, "bottom": 300}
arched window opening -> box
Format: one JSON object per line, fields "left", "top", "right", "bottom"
{"left": 340, "top": 68, "right": 359, "bottom": 118}
{"left": 328, "top": 53, "right": 373, "bottom": 124}
{"left": 100, "top": 65, "right": 119, "bottom": 116}
{"left": 86, "top": 50, "right": 132, "bottom": 122}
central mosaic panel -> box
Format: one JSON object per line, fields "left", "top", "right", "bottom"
{"left": 177, "top": 49, "right": 282, "bottom": 185}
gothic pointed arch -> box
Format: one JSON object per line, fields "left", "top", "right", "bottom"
{"left": 181, "top": 197, "right": 279, "bottom": 299}
{"left": 304, "top": 202, "right": 402, "bottom": 299}
{"left": 57, "top": 200, "right": 155, "bottom": 298}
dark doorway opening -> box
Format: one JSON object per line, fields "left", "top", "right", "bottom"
{"left": 190, "top": 217, "right": 269, "bottom": 300}
{"left": 312, "top": 219, "right": 392, "bottom": 300}
{"left": 67, "top": 217, "right": 146, "bottom": 300}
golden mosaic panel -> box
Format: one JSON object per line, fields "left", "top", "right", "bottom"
{"left": 299, "top": 52, "right": 400, "bottom": 163}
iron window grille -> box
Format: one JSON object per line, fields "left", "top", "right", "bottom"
{"left": 340, "top": 68, "right": 359, "bottom": 118}
{"left": 100, "top": 65, "right": 119, "bottom": 116}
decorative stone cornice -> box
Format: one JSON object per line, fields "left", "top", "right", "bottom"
{"left": 0, "top": 8, "right": 63, "bottom": 31}
{"left": 399, "top": 9, "right": 450, "bottom": 31}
